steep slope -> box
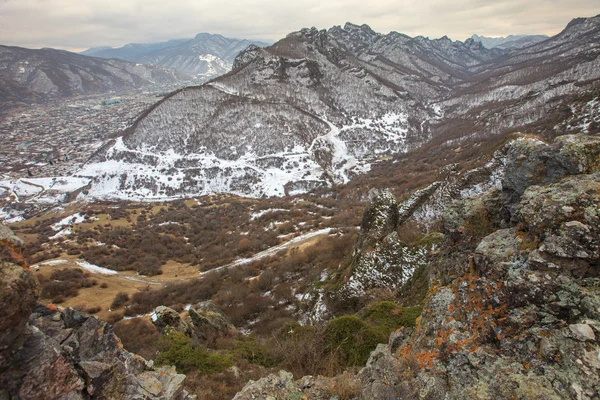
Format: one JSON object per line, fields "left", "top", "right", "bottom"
{"left": 81, "top": 33, "right": 271, "bottom": 80}
{"left": 76, "top": 15, "right": 600, "bottom": 201}
{"left": 0, "top": 228, "right": 192, "bottom": 399}
{"left": 80, "top": 25, "right": 453, "bottom": 199}
{"left": 0, "top": 45, "right": 190, "bottom": 107}
{"left": 431, "top": 15, "right": 600, "bottom": 145}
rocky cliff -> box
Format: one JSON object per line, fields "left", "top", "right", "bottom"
{"left": 0, "top": 233, "right": 191, "bottom": 399}
{"left": 234, "top": 133, "right": 600, "bottom": 399}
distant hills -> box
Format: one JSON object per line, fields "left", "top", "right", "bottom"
{"left": 470, "top": 33, "right": 549, "bottom": 49}
{"left": 0, "top": 45, "right": 191, "bottom": 107}
{"left": 81, "top": 33, "right": 271, "bottom": 80}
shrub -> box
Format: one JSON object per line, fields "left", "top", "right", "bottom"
{"left": 326, "top": 373, "right": 361, "bottom": 400}
{"left": 271, "top": 322, "right": 341, "bottom": 377}
{"left": 356, "top": 301, "right": 423, "bottom": 338}
{"left": 324, "top": 316, "right": 382, "bottom": 366}
{"left": 233, "top": 337, "right": 277, "bottom": 367}
{"left": 113, "top": 318, "right": 159, "bottom": 360}
{"left": 110, "top": 292, "right": 130, "bottom": 310}
{"left": 155, "top": 332, "right": 232, "bottom": 374}
{"left": 106, "top": 312, "right": 124, "bottom": 325}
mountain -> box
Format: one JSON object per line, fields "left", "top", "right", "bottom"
{"left": 81, "top": 33, "right": 271, "bottom": 80}
{"left": 470, "top": 33, "right": 549, "bottom": 49}
{"left": 74, "top": 16, "right": 600, "bottom": 201}
{"left": 0, "top": 45, "right": 191, "bottom": 107}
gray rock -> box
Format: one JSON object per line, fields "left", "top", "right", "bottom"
{"left": 569, "top": 324, "right": 596, "bottom": 342}
{"left": 188, "top": 301, "right": 235, "bottom": 340}
{"left": 358, "top": 190, "right": 399, "bottom": 249}
{"left": 151, "top": 306, "right": 193, "bottom": 337}
{"left": 0, "top": 259, "right": 39, "bottom": 363}
{"left": 0, "top": 224, "right": 24, "bottom": 247}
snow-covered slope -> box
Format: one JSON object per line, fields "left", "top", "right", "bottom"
{"left": 75, "top": 16, "right": 600, "bottom": 200}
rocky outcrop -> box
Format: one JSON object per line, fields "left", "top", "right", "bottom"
{"left": 151, "top": 302, "right": 235, "bottom": 341}
{"left": 233, "top": 370, "right": 331, "bottom": 400}
{"left": 0, "top": 224, "right": 24, "bottom": 247}
{"left": 188, "top": 301, "right": 236, "bottom": 340}
{"left": 237, "top": 133, "right": 600, "bottom": 399}
{"left": 356, "top": 142, "right": 600, "bottom": 399}
{"left": 0, "top": 230, "right": 191, "bottom": 399}
{"left": 0, "top": 260, "right": 39, "bottom": 364}
{"left": 0, "top": 302, "right": 192, "bottom": 399}
{"left": 333, "top": 190, "right": 431, "bottom": 307}
{"left": 152, "top": 306, "right": 194, "bottom": 337}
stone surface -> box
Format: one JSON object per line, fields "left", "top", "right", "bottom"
{"left": 151, "top": 305, "right": 193, "bottom": 337}
{"left": 0, "top": 242, "right": 191, "bottom": 400}
{"left": 188, "top": 301, "right": 235, "bottom": 341}
{"left": 0, "top": 259, "right": 39, "bottom": 363}
{"left": 0, "top": 224, "right": 24, "bottom": 247}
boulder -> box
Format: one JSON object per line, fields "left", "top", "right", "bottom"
{"left": 0, "top": 224, "right": 24, "bottom": 247}
{"left": 151, "top": 306, "right": 193, "bottom": 337}
{"left": 517, "top": 172, "right": 600, "bottom": 277}
{"left": 188, "top": 301, "right": 235, "bottom": 340}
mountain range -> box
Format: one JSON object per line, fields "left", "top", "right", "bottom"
{"left": 81, "top": 33, "right": 271, "bottom": 80}
{"left": 74, "top": 16, "right": 600, "bottom": 200}
{"left": 470, "top": 33, "right": 549, "bottom": 49}
{"left": 0, "top": 45, "right": 190, "bottom": 108}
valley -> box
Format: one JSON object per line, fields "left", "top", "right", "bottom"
{"left": 1, "top": 11, "right": 599, "bottom": 400}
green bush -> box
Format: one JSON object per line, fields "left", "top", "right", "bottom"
{"left": 155, "top": 332, "right": 232, "bottom": 374}
{"left": 324, "top": 316, "right": 382, "bottom": 366}
{"left": 357, "top": 301, "right": 423, "bottom": 338}
{"left": 233, "top": 337, "right": 277, "bottom": 367}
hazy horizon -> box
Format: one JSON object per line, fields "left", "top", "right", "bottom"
{"left": 0, "top": 0, "right": 599, "bottom": 52}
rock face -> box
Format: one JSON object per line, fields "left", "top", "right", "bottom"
{"left": 152, "top": 305, "right": 194, "bottom": 337}
{"left": 0, "top": 230, "right": 191, "bottom": 400}
{"left": 0, "top": 224, "right": 24, "bottom": 247}
{"left": 359, "top": 174, "right": 600, "bottom": 398}
{"left": 0, "top": 303, "right": 192, "bottom": 399}
{"left": 357, "top": 135, "right": 600, "bottom": 398}
{"left": 0, "top": 260, "right": 39, "bottom": 364}
{"left": 151, "top": 301, "right": 235, "bottom": 341}
{"left": 188, "top": 301, "right": 236, "bottom": 340}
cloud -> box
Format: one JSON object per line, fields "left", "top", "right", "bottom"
{"left": 0, "top": 0, "right": 598, "bottom": 50}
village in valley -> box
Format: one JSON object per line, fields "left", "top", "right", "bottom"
{"left": 0, "top": 89, "right": 177, "bottom": 181}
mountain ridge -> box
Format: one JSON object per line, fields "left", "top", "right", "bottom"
{"left": 0, "top": 45, "right": 191, "bottom": 107}
{"left": 71, "top": 15, "right": 600, "bottom": 201}
{"left": 80, "top": 33, "right": 271, "bottom": 80}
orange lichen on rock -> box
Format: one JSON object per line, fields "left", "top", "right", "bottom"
{"left": 1, "top": 239, "right": 28, "bottom": 268}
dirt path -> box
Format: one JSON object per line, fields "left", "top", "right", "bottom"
{"left": 202, "top": 228, "right": 332, "bottom": 275}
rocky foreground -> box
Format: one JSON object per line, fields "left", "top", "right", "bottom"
{"left": 0, "top": 229, "right": 192, "bottom": 400}
{"left": 235, "top": 133, "right": 600, "bottom": 399}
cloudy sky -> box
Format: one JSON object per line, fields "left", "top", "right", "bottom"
{"left": 1, "top": 0, "right": 599, "bottom": 51}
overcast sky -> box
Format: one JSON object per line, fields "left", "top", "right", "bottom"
{"left": 1, "top": 0, "right": 599, "bottom": 51}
